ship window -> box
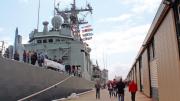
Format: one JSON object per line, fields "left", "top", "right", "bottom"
{"left": 62, "top": 56, "right": 68, "bottom": 60}
{"left": 37, "top": 40, "right": 42, "bottom": 43}
{"left": 56, "top": 39, "right": 60, "bottom": 42}
{"left": 43, "top": 39, "right": 47, "bottom": 43}
{"left": 49, "top": 39, "right": 53, "bottom": 43}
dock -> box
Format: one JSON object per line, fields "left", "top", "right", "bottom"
{"left": 58, "top": 88, "right": 152, "bottom": 101}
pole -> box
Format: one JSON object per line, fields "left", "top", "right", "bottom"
{"left": 54, "top": 0, "right": 56, "bottom": 16}
{"left": 37, "top": 0, "right": 41, "bottom": 31}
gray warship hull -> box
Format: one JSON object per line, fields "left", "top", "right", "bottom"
{"left": 0, "top": 57, "right": 94, "bottom": 101}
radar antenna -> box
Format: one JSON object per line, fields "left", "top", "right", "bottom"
{"left": 55, "top": 0, "right": 93, "bottom": 39}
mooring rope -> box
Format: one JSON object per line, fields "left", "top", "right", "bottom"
{"left": 18, "top": 75, "right": 73, "bottom": 101}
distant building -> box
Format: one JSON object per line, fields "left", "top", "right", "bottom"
{"left": 91, "top": 65, "right": 109, "bottom": 85}
{"left": 101, "top": 69, "right": 108, "bottom": 84}
{"left": 0, "top": 41, "right": 3, "bottom": 56}
{"left": 91, "top": 65, "right": 101, "bottom": 81}
{"left": 13, "top": 28, "right": 25, "bottom": 61}
{"left": 8, "top": 45, "right": 13, "bottom": 59}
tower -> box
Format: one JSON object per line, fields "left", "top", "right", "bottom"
{"left": 14, "top": 27, "right": 18, "bottom": 54}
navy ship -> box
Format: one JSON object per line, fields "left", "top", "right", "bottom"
{"left": 0, "top": 0, "right": 95, "bottom": 100}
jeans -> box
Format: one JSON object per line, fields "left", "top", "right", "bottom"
{"left": 96, "top": 89, "right": 100, "bottom": 99}
{"left": 108, "top": 89, "right": 113, "bottom": 98}
{"left": 131, "top": 92, "right": 136, "bottom": 101}
{"left": 118, "top": 94, "right": 124, "bottom": 101}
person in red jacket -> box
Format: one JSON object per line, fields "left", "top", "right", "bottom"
{"left": 128, "top": 80, "right": 137, "bottom": 101}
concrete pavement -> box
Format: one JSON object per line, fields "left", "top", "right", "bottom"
{"left": 61, "top": 88, "right": 152, "bottom": 101}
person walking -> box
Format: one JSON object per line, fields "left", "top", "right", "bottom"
{"left": 107, "top": 81, "right": 113, "bottom": 98}
{"left": 116, "top": 78, "right": 125, "bottom": 101}
{"left": 14, "top": 51, "right": 19, "bottom": 61}
{"left": 112, "top": 79, "right": 118, "bottom": 97}
{"left": 95, "top": 80, "right": 101, "bottom": 99}
{"left": 37, "top": 53, "right": 42, "bottom": 67}
{"left": 26, "top": 51, "right": 30, "bottom": 63}
{"left": 31, "top": 52, "right": 37, "bottom": 65}
{"left": 23, "top": 50, "right": 26, "bottom": 62}
{"left": 128, "top": 80, "right": 137, "bottom": 101}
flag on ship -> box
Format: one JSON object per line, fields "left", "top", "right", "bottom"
{"left": 82, "top": 33, "right": 93, "bottom": 37}
{"left": 81, "top": 25, "right": 91, "bottom": 29}
{"left": 82, "top": 37, "right": 92, "bottom": 41}
{"left": 82, "top": 28, "right": 93, "bottom": 33}
{"left": 81, "top": 24, "right": 93, "bottom": 41}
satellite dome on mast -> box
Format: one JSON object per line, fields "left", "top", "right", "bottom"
{"left": 51, "top": 15, "right": 62, "bottom": 30}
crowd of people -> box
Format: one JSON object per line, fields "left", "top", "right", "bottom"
{"left": 13, "top": 50, "right": 83, "bottom": 77}
{"left": 65, "top": 65, "right": 82, "bottom": 77}
{"left": 95, "top": 78, "right": 137, "bottom": 101}
{"left": 14, "top": 50, "right": 46, "bottom": 67}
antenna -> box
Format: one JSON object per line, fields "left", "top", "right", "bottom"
{"left": 73, "top": 0, "right": 76, "bottom": 9}
{"left": 103, "top": 48, "right": 105, "bottom": 69}
{"left": 54, "top": 0, "right": 56, "bottom": 16}
{"left": 55, "top": 0, "right": 93, "bottom": 39}
{"left": 105, "top": 53, "right": 107, "bottom": 69}
{"left": 37, "top": 0, "right": 41, "bottom": 31}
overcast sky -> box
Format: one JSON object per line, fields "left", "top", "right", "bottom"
{"left": 0, "top": 0, "right": 161, "bottom": 80}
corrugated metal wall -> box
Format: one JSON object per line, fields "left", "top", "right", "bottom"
{"left": 139, "top": 57, "right": 143, "bottom": 92}
{"left": 154, "top": 9, "right": 180, "bottom": 101}
{"left": 136, "top": 61, "right": 141, "bottom": 91}
{"left": 150, "top": 59, "right": 158, "bottom": 88}
{"left": 134, "top": 66, "right": 137, "bottom": 83}
{"left": 142, "top": 49, "right": 151, "bottom": 97}
{"left": 133, "top": 66, "right": 136, "bottom": 82}
{"left": 150, "top": 59, "right": 159, "bottom": 101}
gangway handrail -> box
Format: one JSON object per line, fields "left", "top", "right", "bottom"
{"left": 17, "top": 75, "right": 73, "bottom": 101}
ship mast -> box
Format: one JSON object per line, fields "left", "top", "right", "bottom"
{"left": 37, "top": 0, "right": 41, "bottom": 31}
{"left": 55, "top": 0, "right": 93, "bottom": 40}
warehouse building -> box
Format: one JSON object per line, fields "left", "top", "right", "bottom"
{"left": 126, "top": 1, "right": 180, "bottom": 101}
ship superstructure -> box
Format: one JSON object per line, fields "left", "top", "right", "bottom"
{"left": 24, "top": 0, "right": 93, "bottom": 80}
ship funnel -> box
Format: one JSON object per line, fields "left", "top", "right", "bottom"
{"left": 43, "top": 21, "right": 49, "bottom": 33}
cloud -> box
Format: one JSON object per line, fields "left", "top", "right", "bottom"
{"left": 108, "top": 63, "right": 131, "bottom": 80}
{"left": 18, "top": 0, "right": 29, "bottom": 3}
{"left": 0, "top": 27, "right": 3, "bottom": 32}
{"left": 87, "top": 24, "right": 150, "bottom": 79}
{"left": 89, "top": 24, "right": 150, "bottom": 55}
{"left": 22, "top": 36, "right": 29, "bottom": 44}
{"left": 56, "top": 0, "right": 72, "bottom": 4}
{"left": 121, "top": 0, "right": 161, "bottom": 14}
{"left": 0, "top": 28, "right": 13, "bottom": 45}
{"left": 98, "top": 13, "right": 133, "bottom": 23}
{"left": 0, "top": 36, "right": 13, "bottom": 46}
{"left": 90, "top": 1, "right": 160, "bottom": 78}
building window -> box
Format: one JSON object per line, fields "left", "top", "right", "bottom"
{"left": 49, "top": 39, "right": 53, "bottom": 43}
{"left": 37, "top": 40, "right": 42, "bottom": 43}
{"left": 43, "top": 39, "right": 47, "bottom": 43}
